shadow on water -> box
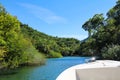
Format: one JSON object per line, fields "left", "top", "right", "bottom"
{"left": 0, "top": 69, "right": 18, "bottom": 75}
{"left": 0, "top": 66, "right": 37, "bottom": 80}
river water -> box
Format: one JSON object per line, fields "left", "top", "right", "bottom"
{"left": 0, "top": 57, "right": 90, "bottom": 80}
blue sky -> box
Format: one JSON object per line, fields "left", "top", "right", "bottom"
{"left": 0, "top": 0, "right": 117, "bottom": 40}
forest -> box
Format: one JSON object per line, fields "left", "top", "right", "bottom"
{"left": 80, "top": 0, "right": 120, "bottom": 60}
{"left": 0, "top": 0, "right": 120, "bottom": 69}
{"left": 0, "top": 4, "right": 80, "bottom": 69}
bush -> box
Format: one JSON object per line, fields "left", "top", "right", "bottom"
{"left": 101, "top": 44, "right": 120, "bottom": 60}
{"left": 48, "top": 50, "right": 62, "bottom": 58}
{"left": 22, "top": 46, "right": 45, "bottom": 66}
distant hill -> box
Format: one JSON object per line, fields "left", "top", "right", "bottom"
{"left": 20, "top": 24, "right": 81, "bottom": 58}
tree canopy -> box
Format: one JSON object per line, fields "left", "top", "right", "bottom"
{"left": 0, "top": 4, "right": 45, "bottom": 69}
{"left": 80, "top": 0, "right": 120, "bottom": 60}
{"left": 82, "top": 14, "right": 104, "bottom": 37}
{"left": 20, "top": 24, "right": 80, "bottom": 58}
{"left": 0, "top": 4, "right": 81, "bottom": 69}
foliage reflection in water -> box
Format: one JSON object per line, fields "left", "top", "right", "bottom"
{"left": 0, "top": 57, "right": 90, "bottom": 80}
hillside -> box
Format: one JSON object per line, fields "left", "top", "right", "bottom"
{"left": 20, "top": 24, "right": 80, "bottom": 58}
{"left": 0, "top": 4, "right": 81, "bottom": 69}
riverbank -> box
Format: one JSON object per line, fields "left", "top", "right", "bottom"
{"left": 56, "top": 60, "right": 120, "bottom": 80}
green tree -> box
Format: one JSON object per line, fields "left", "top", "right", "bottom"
{"left": 0, "top": 5, "right": 45, "bottom": 68}
{"left": 107, "top": 0, "right": 120, "bottom": 25}
{"left": 21, "top": 24, "right": 81, "bottom": 57}
{"left": 101, "top": 44, "right": 120, "bottom": 60}
{"left": 80, "top": 0, "right": 120, "bottom": 59}
{"left": 82, "top": 14, "right": 104, "bottom": 37}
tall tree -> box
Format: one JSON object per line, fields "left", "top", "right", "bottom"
{"left": 82, "top": 14, "right": 104, "bottom": 37}
{"left": 107, "top": 0, "right": 120, "bottom": 26}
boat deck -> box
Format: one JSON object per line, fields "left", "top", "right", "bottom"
{"left": 56, "top": 60, "right": 120, "bottom": 80}
{"left": 76, "top": 67, "right": 120, "bottom": 80}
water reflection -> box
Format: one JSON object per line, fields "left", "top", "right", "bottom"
{"left": 0, "top": 57, "right": 90, "bottom": 80}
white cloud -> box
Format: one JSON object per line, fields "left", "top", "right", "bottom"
{"left": 59, "top": 34, "right": 88, "bottom": 40}
{"left": 18, "top": 3, "right": 67, "bottom": 24}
